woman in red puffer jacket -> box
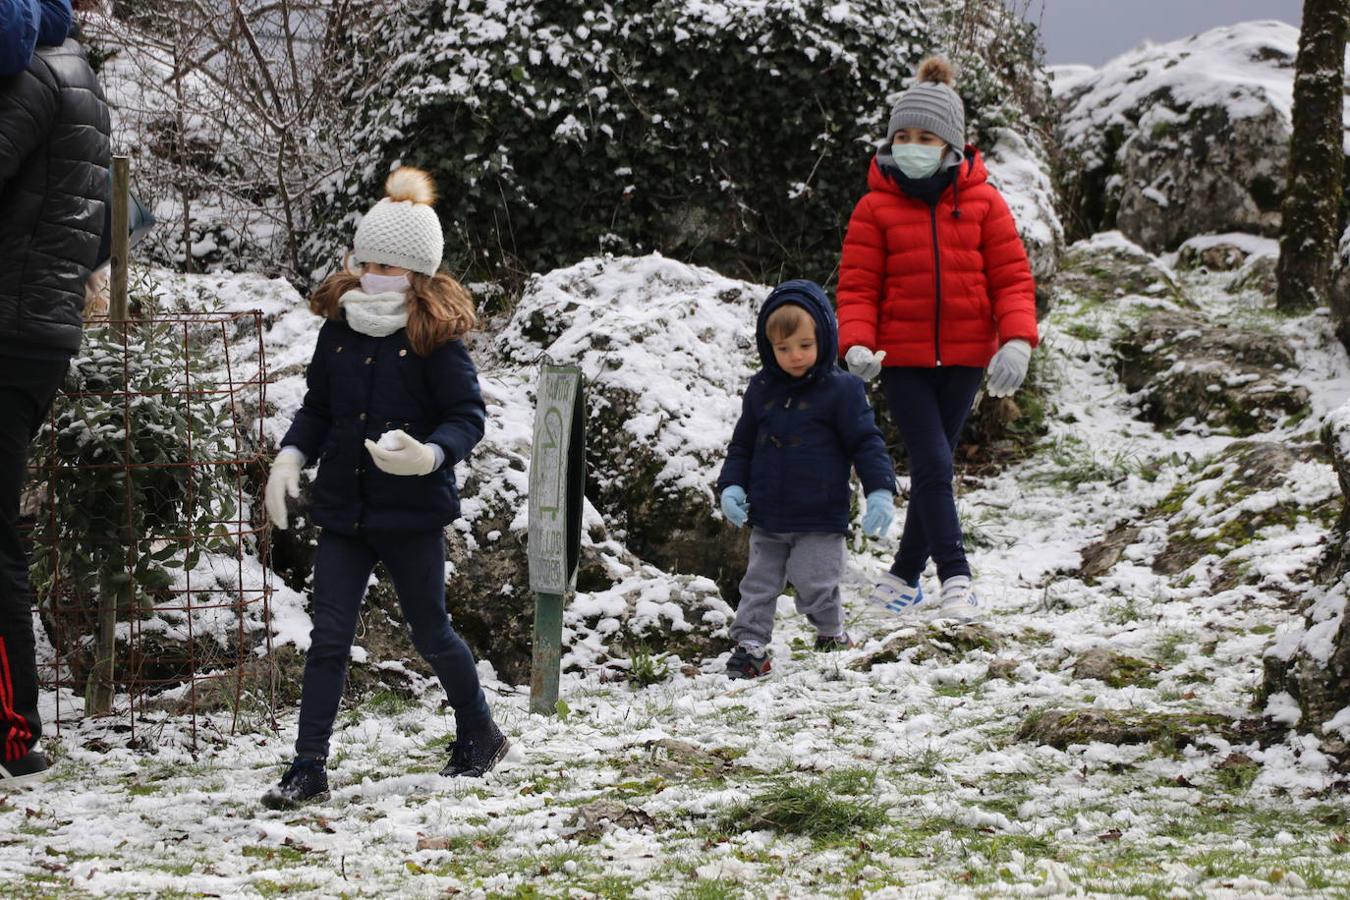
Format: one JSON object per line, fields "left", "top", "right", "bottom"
{"left": 836, "top": 56, "right": 1038, "bottom": 624}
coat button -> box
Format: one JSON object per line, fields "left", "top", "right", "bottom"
{"left": 365, "top": 357, "right": 373, "bottom": 364}
{"left": 358, "top": 412, "right": 366, "bottom": 421}
{"left": 335, "top": 345, "right": 343, "bottom": 352}
{"left": 398, "top": 349, "right": 407, "bottom": 357}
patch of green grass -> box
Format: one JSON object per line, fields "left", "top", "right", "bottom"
{"left": 13, "top": 872, "right": 86, "bottom": 900}
{"left": 1153, "top": 630, "right": 1190, "bottom": 668}
{"left": 361, "top": 688, "right": 419, "bottom": 716}
{"left": 253, "top": 879, "right": 319, "bottom": 897}
{"left": 242, "top": 843, "right": 309, "bottom": 864}
{"left": 722, "top": 768, "right": 886, "bottom": 839}
{"left": 1216, "top": 759, "right": 1260, "bottom": 793}
{"left": 1033, "top": 434, "right": 1138, "bottom": 488}
{"left": 628, "top": 642, "right": 672, "bottom": 688}
{"left": 933, "top": 678, "right": 986, "bottom": 699}
{"left": 676, "top": 878, "right": 749, "bottom": 900}
{"left": 1063, "top": 321, "right": 1103, "bottom": 342}
{"left": 904, "top": 745, "right": 950, "bottom": 778}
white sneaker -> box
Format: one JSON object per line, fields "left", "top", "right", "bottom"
{"left": 866, "top": 572, "right": 927, "bottom": 615}
{"left": 936, "top": 575, "right": 980, "bottom": 623}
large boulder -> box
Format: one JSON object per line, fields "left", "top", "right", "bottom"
{"left": 1111, "top": 311, "right": 1310, "bottom": 436}
{"left": 1332, "top": 226, "right": 1350, "bottom": 350}
{"left": 492, "top": 255, "right": 760, "bottom": 602}
{"left": 1052, "top": 231, "right": 1184, "bottom": 305}
{"left": 1053, "top": 22, "right": 1350, "bottom": 252}
{"left": 1078, "top": 440, "right": 1339, "bottom": 593}
{"left": 1260, "top": 402, "right": 1350, "bottom": 759}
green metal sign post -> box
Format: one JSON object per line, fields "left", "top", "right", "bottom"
{"left": 527, "top": 363, "right": 584, "bottom": 715}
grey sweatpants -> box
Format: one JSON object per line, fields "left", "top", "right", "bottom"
{"left": 730, "top": 529, "right": 846, "bottom": 647}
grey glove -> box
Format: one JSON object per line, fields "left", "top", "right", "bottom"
{"left": 844, "top": 346, "right": 886, "bottom": 382}
{"left": 986, "top": 339, "right": 1031, "bottom": 398}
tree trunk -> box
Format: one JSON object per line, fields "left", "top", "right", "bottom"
{"left": 1275, "top": 0, "right": 1348, "bottom": 312}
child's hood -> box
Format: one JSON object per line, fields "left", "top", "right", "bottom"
{"left": 755, "top": 279, "right": 839, "bottom": 381}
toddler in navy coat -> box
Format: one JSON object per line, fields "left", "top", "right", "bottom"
{"left": 260, "top": 168, "right": 508, "bottom": 808}
{"left": 716, "top": 280, "right": 896, "bottom": 678}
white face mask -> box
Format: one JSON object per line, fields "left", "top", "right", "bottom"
{"left": 891, "top": 143, "right": 945, "bottom": 179}
{"left": 359, "top": 271, "right": 412, "bottom": 295}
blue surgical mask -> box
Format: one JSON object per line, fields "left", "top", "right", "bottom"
{"left": 890, "top": 143, "right": 945, "bottom": 179}
{"left": 359, "top": 271, "right": 412, "bottom": 295}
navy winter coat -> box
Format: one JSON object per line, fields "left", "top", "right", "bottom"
{"left": 0, "top": 34, "right": 109, "bottom": 358}
{"left": 281, "top": 319, "right": 487, "bottom": 533}
{"left": 0, "top": 0, "right": 39, "bottom": 77}
{"left": 716, "top": 279, "right": 895, "bottom": 534}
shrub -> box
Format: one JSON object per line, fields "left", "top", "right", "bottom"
{"left": 309, "top": 0, "right": 1047, "bottom": 284}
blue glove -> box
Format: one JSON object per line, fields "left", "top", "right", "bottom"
{"left": 721, "top": 485, "right": 749, "bottom": 528}
{"left": 862, "top": 490, "right": 894, "bottom": 537}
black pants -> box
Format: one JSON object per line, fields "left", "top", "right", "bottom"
{"left": 0, "top": 354, "right": 69, "bottom": 763}
{"left": 879, "top": 365, "right": 984, "bottom": 585}
{"left": 296, "top": 528, "right": 491, "bottom": 759}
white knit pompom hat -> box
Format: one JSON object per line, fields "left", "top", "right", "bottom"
{"left": 350, "top": 167, "right": 444, "bottom": 276}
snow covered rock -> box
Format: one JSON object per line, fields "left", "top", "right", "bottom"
{"left": 1016, "top": 708, "right": 1239, "bottom": 751}
{"left": 1259, "top": 404, "right": 1350, "bottom": 759}
{"left": 1078, "top": 440, "right": 1337, "bottom": 594}
{"left": 1053, "top": 232, "right": 1183, "bottom": 306}
{"left": 1112, "top": 312, "right": 1310, "bottom": 436}
{"left": 1053, "top": 22, "right": 1350, "bottom": 252}
{"left": 1071, "top": 647, "right": 1158, "bottom": 688}
{"left": 494, "top": 255, "right": 762, "bottom": 601}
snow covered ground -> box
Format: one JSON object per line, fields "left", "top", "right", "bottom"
{"left": 2, "top": 240, "right": 1349, "bottom": 898}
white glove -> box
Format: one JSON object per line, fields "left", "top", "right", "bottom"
{"left": 364, "top": 429, "right": 439, "bottom": 477}
{"left": 986, "top": 339, "right": 1031, "bottom": 398}
{"left": 844, "top": 346, "right": 886, "bottom": 381}
{"left": 265, "top": 448, "right": 304, "bottom": 530}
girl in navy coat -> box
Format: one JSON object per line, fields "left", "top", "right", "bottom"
{"left": 261, "top": 168, "right": 507, "bottom": 808}
{"left": 715, "top": 280, "right": 897, "bottom": 678}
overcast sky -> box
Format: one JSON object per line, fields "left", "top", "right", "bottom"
{"left": 1024, "top": 0, "right": 1304, "bottom": 67}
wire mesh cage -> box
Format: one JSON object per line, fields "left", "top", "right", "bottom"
{"left": 23, "top": 311, "right": 275, "bottom": 748}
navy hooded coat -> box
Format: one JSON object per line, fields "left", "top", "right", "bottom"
{"left": 716, "top": 280, "right": 895, "bottom": 534}
{"left": 280, "top": 319, "right": 486, "bottom": 534}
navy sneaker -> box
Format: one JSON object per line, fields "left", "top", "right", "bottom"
{"left": 441, "top": 721, "right": 509, "bottom": 778}
{"left": 261, "top": 756, "right": 330, "bottom": 809}
{"left": 814, "top": 631, "right": 855, "bottom": 651}
{"left": 0, "top": 748, "right": 50, "bottom": 787}
{"left": 725, "top": 644, "right": 772, "bottom": 679}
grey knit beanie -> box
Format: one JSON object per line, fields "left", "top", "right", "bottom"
{"left": 351, "top": 167, "right": 445, "bottom": 276}
{"left": 886, "top": 57, "right": 965, "bottom": 150}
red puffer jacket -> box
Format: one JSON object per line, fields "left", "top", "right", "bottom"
{"left": 836, "top": 148, "right": 1038, "bottom": 368}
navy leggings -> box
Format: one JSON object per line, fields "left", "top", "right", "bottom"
{"left": 879, "top": 366, "right": 984, "bottom": 585}
{"left": 296, "top": 528, "right": 490, "bottom": 759}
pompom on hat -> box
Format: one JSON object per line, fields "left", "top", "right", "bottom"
{"left": 886, "top": 56, "right": 965, "bottom": 150}
{"left": 350, "top": 167, "right": 445, "bottom": 276}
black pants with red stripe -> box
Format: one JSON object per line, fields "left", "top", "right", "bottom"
{"left": 0, "top": 354, "right": 69, "bottom": 762}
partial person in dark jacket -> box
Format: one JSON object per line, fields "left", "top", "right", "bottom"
{"left": 0, "top": 3, "right": 108, "bottom": 786}
{"left": 715, "top": 280, "right": 896, "bottom": 679}
{"left": 260, "top": 167, "right": 508, "bottom": 810}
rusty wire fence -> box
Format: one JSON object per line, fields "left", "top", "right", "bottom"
{"left": 24, "top": 311, "right": 275, "bottom": 749}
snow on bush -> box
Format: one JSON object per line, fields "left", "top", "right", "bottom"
{"left": 307, "top": 0, "right": 1054, "bottom": 284}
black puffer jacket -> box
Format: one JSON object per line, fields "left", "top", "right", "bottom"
{"left": 0, "top": 37, "right": 110, "bottom": 357}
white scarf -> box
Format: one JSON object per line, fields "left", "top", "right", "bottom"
{"left": 338, "top": 290, "right": 409, "bottom": 337}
